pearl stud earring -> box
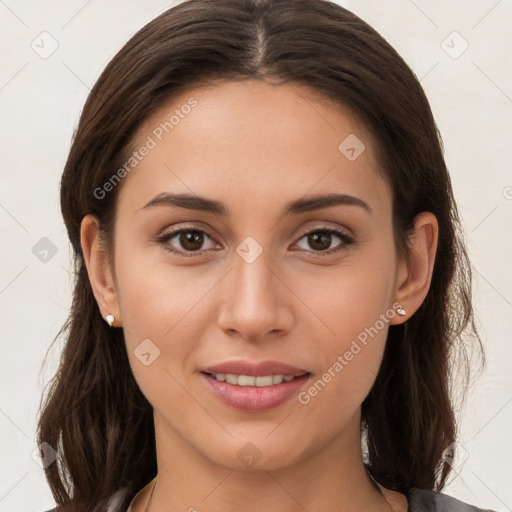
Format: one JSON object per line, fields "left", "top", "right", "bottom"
{"left": 105, "top": 314, "right": 115, "bottom": 327}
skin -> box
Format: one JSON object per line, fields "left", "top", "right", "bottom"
{"left": 81, "top": 79, "right": 438, "bottom": 512}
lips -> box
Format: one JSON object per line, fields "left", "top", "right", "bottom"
{"left": 200, "top": 360, "right": 310, "bottom": 412}
{"left": 201, "top": 360, "right": 308, "bottom": 377}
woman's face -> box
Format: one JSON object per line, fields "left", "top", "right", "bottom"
{"left": 102, "top": 80, "right": 408, "bottom": 470}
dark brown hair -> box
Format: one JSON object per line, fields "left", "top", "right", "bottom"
{"left": 37, "top": 0, "right": 483, "bottom": 509}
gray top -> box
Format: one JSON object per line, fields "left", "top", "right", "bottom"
{"left": 408, "top": 487, "right": 499, "bottom": 511}
{"left": 42, "top": 486, "right": 500, "bottom": 511}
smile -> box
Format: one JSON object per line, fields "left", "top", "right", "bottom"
{"left": 200, "top": 371, "right": 310, "bottom": 412}
{"left": 204, "top": 372, "right": 304, "bottom": 386}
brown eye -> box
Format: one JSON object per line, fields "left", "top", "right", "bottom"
{"left": 179, "top": 231, "right": 205, "bottom": 251}
{"left": 295, "top": 228, "right": 354, "bottom": 254}
{"left": 306, "top": 232, "right": 332, "bottom": 251}
{"left": 156, "top": 228, "right": 218, "bottom": 256}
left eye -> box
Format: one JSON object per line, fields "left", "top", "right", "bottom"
{"left": 156, "top": 229, "right": 218, "bottom": 256}
{"left": 294, "top": 228, "right": 354, "bottom": 253}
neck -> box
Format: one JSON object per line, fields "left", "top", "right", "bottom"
{"left": 135, "top": 410, "right": 401, "bottom": 512}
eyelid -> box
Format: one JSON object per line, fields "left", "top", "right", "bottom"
{"left": 294, "top": 224, "right": 353, "bottom": 240}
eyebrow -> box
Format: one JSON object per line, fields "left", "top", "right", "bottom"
{"left": 139, "top": 192, "right": 372, "bottom": 216}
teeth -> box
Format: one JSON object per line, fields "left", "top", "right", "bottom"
{"left": 273, "top": 375, "right": 284, "bottom": 384}
{"left": 209, "top": 373, "right": 301, "bottom": 387}
{"left": 225, "top": 374, "right": 238, "bottom": 385}
{"left": 255, "top": 376, "right": 273, "bottom": 386}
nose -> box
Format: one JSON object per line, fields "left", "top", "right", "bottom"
{"left": 216, "top": 246, "right": 294, "bottom": 343}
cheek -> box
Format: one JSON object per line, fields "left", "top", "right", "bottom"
{"left": 292, "top": 246, "right": 396, "bottom": 347}
{"left": 296, "top": 320, "right": 390, "bottom": 444}
{"left": 292, "top": 248, "right": 395, "bottom": 414}
{"left": 114, "top": 232, "right": 212, "bottom": 339}
{"left": 115, "top": 249, "right": 223, "bottom": 400}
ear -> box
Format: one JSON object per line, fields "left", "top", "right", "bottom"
{"left": 389, "top": 212, "right": 439, "bottom": 325}
{"left": 80, "top": 214, "right": 122, "bottom": 327}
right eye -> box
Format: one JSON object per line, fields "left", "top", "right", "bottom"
{"left": 155, "top": 228, "right": 220, "bottom": 257}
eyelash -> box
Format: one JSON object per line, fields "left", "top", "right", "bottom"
{"left": 154, "top": 225, "right": 354, "bottom": 258}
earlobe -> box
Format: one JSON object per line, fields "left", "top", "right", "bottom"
{"left": 80, "top": 214, "right": 121, "bottom": 326}
{"left": 389, "top": 212, "right": 439, "bottom": 325}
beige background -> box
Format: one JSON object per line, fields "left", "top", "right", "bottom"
{"left": 0, "top": 1, "right": 511, "bottom": 510}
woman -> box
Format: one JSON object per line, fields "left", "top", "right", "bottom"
{"left": 37, "top": 0, "right": 497, "bottom": 511}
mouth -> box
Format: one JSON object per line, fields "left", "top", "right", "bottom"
{"left": 199, "top": 360, "right": 311, "bottom": 412}
{"left": 202, "top": 371, "right": 306, "bottom": 386}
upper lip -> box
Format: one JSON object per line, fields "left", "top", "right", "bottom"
{"left": 201, "top": 360, "right": 309, "bottom": 377}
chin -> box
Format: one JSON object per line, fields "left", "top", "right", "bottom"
{"left": 197, "top": 431, "right": 312, "bottom": 472}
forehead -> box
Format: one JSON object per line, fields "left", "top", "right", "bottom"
{"left": 117, "top": 79, "right": 390, "bottom": 218}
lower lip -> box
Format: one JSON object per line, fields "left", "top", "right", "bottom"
{"left": 201, "top": 373, "right": 310, "bottom": 412}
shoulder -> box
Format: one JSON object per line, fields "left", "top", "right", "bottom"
{"left": 40, "top": 485, "right": 132, "bottom": 512}
{"left": 408, "top": 487, "right": 498, "bottom": 512}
